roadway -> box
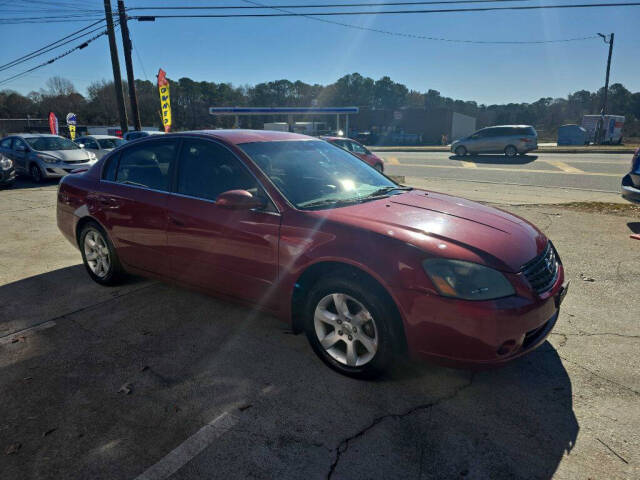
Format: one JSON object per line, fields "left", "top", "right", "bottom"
{"left": 377, "top": 151, "right": 630, "bottom": 193}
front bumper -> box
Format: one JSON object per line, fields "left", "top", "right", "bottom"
{"left": 621, "top": 174, "right": 640, "bottom": 203}
{"left": 41, "top": 162, "right": 94, "bottom": 178}
{"left": 392, "top": 267, "right": 567, "bottom": 367}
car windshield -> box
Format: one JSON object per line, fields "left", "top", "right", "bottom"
{"left": 240, "top": 140, "right": 403, "bottom": 209}
{"left": 25, "top": 136, "right": 80, "bottom": 151}
{"left": 97, "top": 138, "right": 125, "bottom": 149}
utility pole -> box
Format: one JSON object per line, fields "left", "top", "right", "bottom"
{"left": 596, "top": 32, "right": 614, "bottom": 143}
{"left": 103, "top": 0, "right": 128, "bottom": 134}
{"left": 117, "top": 0, "right": 141, "bottom": 131}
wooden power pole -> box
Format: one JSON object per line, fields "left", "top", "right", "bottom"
{"left": 103, "top": 0, "right": 128, "bottom": 134}
{"left": 117, "top": 0, "right": 142, "bottom": 131}
{"left": 596, "top": 32, "right": 614, "bottom": 143}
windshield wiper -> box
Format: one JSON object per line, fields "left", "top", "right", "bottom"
{"left": 364, "top": 185, "right": 413, "bottom": 198}
{"left": 300, "top": 198, "right": 361, "bottom": 210}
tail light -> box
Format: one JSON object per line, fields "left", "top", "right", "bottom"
{"left": 116, "top": 130, "right": 123, "bottom": 138}
{"left": 520, "top": 138, "right": 532, "bottom": 143}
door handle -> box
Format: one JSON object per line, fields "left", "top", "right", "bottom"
{"left": 97, "top": 196, "right": 120, "bottom": 208}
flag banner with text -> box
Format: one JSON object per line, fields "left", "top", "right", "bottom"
{"left": 66, "top": 113, "right": 77, "bottom": 140}
{"left": 157, "top": 69, "right": 172, "bottom": 133}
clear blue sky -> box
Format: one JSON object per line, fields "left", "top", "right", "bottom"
{"left": 1, "top": 0, "right": 638, "bottom": 105}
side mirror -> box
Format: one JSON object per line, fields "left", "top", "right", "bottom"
{"left": 77, "top": 143, "right": 86, "bottom": 148}
{"left": 216, "top": 189, "right": 265, "bottom": 210}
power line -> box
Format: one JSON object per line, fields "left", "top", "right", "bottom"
{"left": 0, "top": 27, "right": 113, "bottom": 87}
{"left": 241, "top": 0, "right": 598, "bottom": 44}
{"left": 0, "top": 20, "right": 108, "bottom": 73}
{"left": 129, "top": 2, "right": 640, "bottom": 19}
{"left": 127, "top": 0, "right": 533, "bottom": 10}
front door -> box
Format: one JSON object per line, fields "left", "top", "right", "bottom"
{"left": 167, "top": 138, "right": 281, "bottom": 308}
{"left": 12, "top": 138, "right": 30, "bottom": 173}
{"left": 96, "top": 139, "right": 178, "bottom": 275}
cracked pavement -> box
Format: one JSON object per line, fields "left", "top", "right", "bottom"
{"left": 1, "top": 178, "right": 638, "bottom": 479}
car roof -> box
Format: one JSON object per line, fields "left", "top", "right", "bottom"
{"left": 182, "top": 129, "right": 313, "bottom": 145}
{"left": 483, "top": 125, "right": 534, "bottom": 129}
{"left": 83, "top": 135, "right": 120, "bottom": 139}
{"left": 14, "top": 133, "right": 61, "bottom": 138}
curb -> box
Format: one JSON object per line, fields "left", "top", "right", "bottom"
{"left": 369, "top": 147, "right": 636, "bottom": 155}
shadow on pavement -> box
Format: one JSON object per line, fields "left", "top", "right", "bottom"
{"left": 3, "top": 177, "right": 60, "bottom": 190}
{"left": 0, "top": 266, "right": 578, "bottom": 479}
{"left": 449, "top": 154, "right": 538, "bottom": 165}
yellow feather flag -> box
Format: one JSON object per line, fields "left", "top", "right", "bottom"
{"left": 157, "top": 69, "right": 172, "bottom": 132}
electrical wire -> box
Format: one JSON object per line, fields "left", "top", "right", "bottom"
{"left": 241, "top": 0, "right": 599, "bottom": 44}
{"left": 0, "top": 20, "right": 108, "bottom": 72}
{"left": 0, "top": 27, "right": 114, "bottom": 87}
{"left": 129, "top": 2, "right": 640, "bottom": 19}
{"left": 127, "top": 0, "right": 534, "bottom": 10}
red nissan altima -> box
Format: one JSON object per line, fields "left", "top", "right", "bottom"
{"left": 57, "top": 130, "right": 568, "bottom": 378}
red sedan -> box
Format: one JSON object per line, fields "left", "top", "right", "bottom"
{"left": 321, "top": 136, "right": 384, "bottom": 172}
{"left": 57, "top": 130, "right": 567, "bottom": 378}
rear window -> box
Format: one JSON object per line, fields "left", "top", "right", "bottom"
{"left": 98, "top": 138, "right": 125, "bottom": 149}
{"left": 114, "top": 141, "right": 176, "bottom": 191}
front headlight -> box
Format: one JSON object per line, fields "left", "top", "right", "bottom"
{"left": 0, "top": 155, "right": 12, "bottom": 170}
{"left": 36, "top": 154, "right": 59, "bottom": 164}
{"left": 422, "top": 259, "right": 515, "bottom": 301}
{"left": 87, "top": 151, "right": 96, "bottom": 161}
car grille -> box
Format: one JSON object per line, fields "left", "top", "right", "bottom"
{"left": 63, "top": 160, "right": 88, "bottom": 164}
{"left": 521, "top": 242, "right": 559, "bottom": 294}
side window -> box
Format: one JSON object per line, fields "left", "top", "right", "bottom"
{"left": 177, "top": 139, "right": 259, "bottom": 202}
{"left": 102, "top": 153, "right": 120, "bottom": 181}
{"left": 0, "top": 138, "right": 12, "bottom": 149}
{"left": 350, "top": 142, "right": 367, "bottom": 154}
{"left": 13, "top": 138, "right": 27, "bottom": 151}
{"left": 115, "top": 141, "right": 176, "bottom": 191}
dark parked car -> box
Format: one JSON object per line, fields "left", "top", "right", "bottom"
{"left": 321, "top": 136, "right": 384, "bottom": 172}
{"left": 451, "top": 125, "right": 538, "bottom": 157}
{"left": 621, "top": 147, "right": 640, "bottom": 203}
{"left": 57, "top": 130, "right": 567, "bottom": 378}
{"left": 0, "top": 149, "right": 15, "bottom": 187}
{"left": 123, "top": 130, "right": 165, "bottom": 141}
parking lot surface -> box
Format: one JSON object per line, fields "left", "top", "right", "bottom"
{"left": 1, "top": 177, "right": 638, "bottom": 479}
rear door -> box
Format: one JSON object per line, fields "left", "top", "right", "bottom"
{"left": 97, "top": 139, "right": 178, "bottom": 275}
{"left": 167, "top": 138, "right": 281, "bottom": 307}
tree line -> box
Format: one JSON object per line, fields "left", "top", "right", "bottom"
{"left": 1, "top": 73, "right": 639, "bottom": 140}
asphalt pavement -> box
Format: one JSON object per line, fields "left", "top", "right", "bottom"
{"left": 377, "top": 151, "right": 630, "bottom": 193}
{"left": 1, "top": 173, "right": 639, "bottom": 480}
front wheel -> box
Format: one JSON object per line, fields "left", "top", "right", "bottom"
{"left": 30, "top": 164, "right": 43, "bottom": 183}
{"left": 79, "top": 222, "right": 125, "bottom": 286}
{"left": 455, "top": 146, "right": 467, "bottom": 157}
{"left": 504, "top": 145, "right": 518, "bottom": 157}
{"left": 304, "top": 276, "right": 396, "bottom": 378}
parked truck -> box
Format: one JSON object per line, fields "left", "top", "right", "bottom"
{"left": 582, "top": 115, "right": 625, "bottom": 144}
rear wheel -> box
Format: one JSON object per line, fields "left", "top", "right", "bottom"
{"left": 79, "top": 222, "right": 125, "bottom": 286}
{"left": 455, "top": 146, "right": 467, "bottom": 157}
{"left": 304, "top": 276, "right": 396, "bottom": 378}
{"left": 30, "top": 163, "right": 43, "bottom": 183}
{"left": 504, "top": 145, "right": 518, "bottom": 158}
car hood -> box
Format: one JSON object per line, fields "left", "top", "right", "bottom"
{"left": 37, "top": 149, "right": 92, "bottom": 162}
{"left": 314, "top": 189, "right": 547, "bottom": 272}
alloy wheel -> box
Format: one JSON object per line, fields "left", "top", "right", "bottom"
{"left": 31, "top": 164, "right": 42, "bottom": 183}
{"left": 83, "top": 229, "right": 111, "bottom": 278}
{"left": 313, "top": 293, "right": 379, "bottom": 367}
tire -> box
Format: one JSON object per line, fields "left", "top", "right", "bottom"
{"left": 30, "top": 163, "right": 43, "bottom": 183}
{"left": 455, "top": 146, "right": 467, "bottom": 157}
{"left": 504, "top": 145, "right": 518, "bottom": 158}
{"left": 79, "top": 222, "right": 125, "bottom": 286}
{"left": 304, "top": 275, "right": 397, "bottom": 379}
